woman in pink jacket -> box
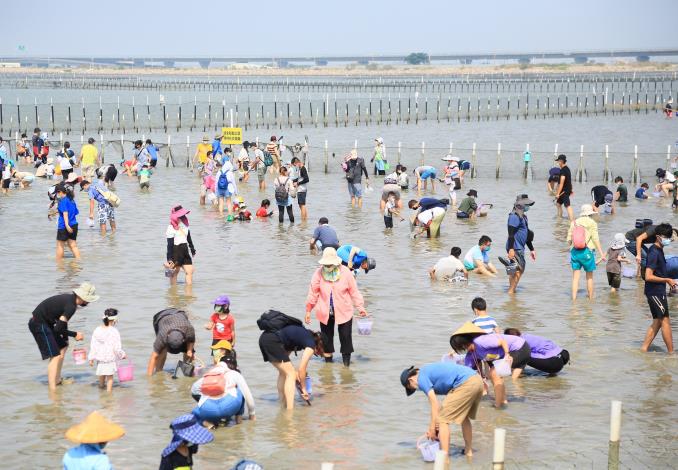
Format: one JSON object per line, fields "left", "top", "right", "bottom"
{"left": 305, "top": 247, "right": 368, "bottom": 367}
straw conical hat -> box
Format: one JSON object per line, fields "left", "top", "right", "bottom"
{"left": 451, "top": 321, "right": 487, "bottom": 337}
{"left": 65, "top": 412, "right": 125, "bottom": 444}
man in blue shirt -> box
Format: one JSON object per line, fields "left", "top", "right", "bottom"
{"left": 500, "top": 194, "right": 536, "bottom": 295}
{"left": 641, "top": 223, "right": 677, "bottom": 353}
{"left": 401, "top": 362, "right": 483, "bottom": 458}
{"left": 309, "top": 217, "right": 340, "bottom": 251}
{"left": 337, "top": 244, "right": 376, "bottom": 274}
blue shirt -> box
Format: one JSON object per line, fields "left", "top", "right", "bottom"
{"left": 645, "top": 244, "right": 668, "bottom": 296}
{"left": 416, "top": 362, "right": 476, "bottom": 395}
{"left": 87, "top": 181, "right": 108, "bottom": 205}
{"left": 471, "top": 315, "right": 498, "bottom": 333}
{"left": 212, "top": 139, "right": 223, "bottom": 157}
{"left": 57, "top": 197, "right": 79, "bottom": 229}
{"left": 506, "top": 212, "right": 529, "bottom": 251}
{"left": 146, "top": 144, "right": 159, "bottom": 161}
{"left": 62, "top": 444, "right": 112, "bottom": 470}
{"left": 312, "top": 224, "right": 339, "bottom": 247}
{"left": 635, "top": 187, "right": 648, "bottom": 199}
{"left": 337, "top": 244, "right": 367, "bottom": 268}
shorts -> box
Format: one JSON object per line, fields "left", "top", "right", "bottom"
{"left": 28, "top": 318, "right": 68, "bottom": 360}
{"left": 96, "top": 361, "right": 117, "bottom": 376}
{"left": 173, "top": 243, "right": 193, "bottom": 266}
{"left": 556, "top": 193, "right": 571, "bottom": 207}
{"left": 381, "top": 184, "right": 401, "bottom": 201}
{"left": 647, "top": 295, "right": 670, "bottom": 319}
{"left": 297, "top": 191, "right": 307, "bottom": 205}
{"left": 57, "top": 224, "right": 79, "bottom": 241}
{"left": 216, "top": 187, "right": 232, "bottom": 198}
{"left": 257, "top": 167, "right": 266, "bottom": 182}
{"left": 60, "top": 168, "right": 73, "bottom": 180}
{"left": 82, "top": 165, "right": 95, "bottom": 179}
{"left": 607, "top": 272, "right": 621, "bottom": 288}
{"left": 347, "top": 182, "right": 363, "bottom": 198}
{"left": 420, "top": 169, "right": 437, "bottom": 180}
{"left": 105, "top": 166, "right": 118, "bottom": 183}
{"left": 97, "top": 203, "right": 115, "bottom": 225}
{"left": 508, "top": 342, "right": 531, "bottom": 369}
{"left": 259, "top": 331, "right": 290, "bottom": 363}
{"left": 150, "top": 159, "right": 157, "bottom": 168}
{"left": 437, "top": 375, "right": 483, "bottom": 425}
{"left": 1, "top": 178, "right": 9, "bottom": 189}
{"left": 384, "top": 215, "right": 393, "bottom": 228}
{"left": 570, "top": 247, "right": 595, "bottom": 272}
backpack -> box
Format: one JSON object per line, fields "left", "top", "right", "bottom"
{"left": 218, "top": 172, "right": 228, "bottom": 190}
{"left": 572, "top": 222, "right": 588, "bottom": 250}
{"left": 200, "top": 368, "right": 226, "bottom": 397}
{"left": 257, "top": 309, "right": 303, "bottom": 332}
{"left": 263, "top": 151, "right": 274, "bottom": 167}
{"left": 274, "top": 177, "right": 289, "bottom": 203}
{"left": 459, "top": 160, "right": 471, "bottom": 171}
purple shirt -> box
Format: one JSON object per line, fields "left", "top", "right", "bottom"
{"left": 464, "top": 334, "right": 526, "bottom": 368}
{"left": 521, "top": 333, "right": 562, "bottom": 359}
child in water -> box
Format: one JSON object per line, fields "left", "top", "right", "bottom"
{"left": 88, "top": 308, "right": 126, "bottom": 392}
{"left": 138, "top": 164, "right": 152, "bottom": 190}
{"left": 204, "top": 295, "right": 236, "bottom": 352}
{"left": 383, "top": 191, "right": 404, "bottom": 228}
{"left": 635, "top": 183, "right": 650, "bottom": 199}
{"left": 255, "top": 199, "right": 273, "bottom": 218}
{"left": 605, "top": 233, "right": 630, "bottom": 293}
{"left": 470, "top": 297, "right": 499, "bottom": 333}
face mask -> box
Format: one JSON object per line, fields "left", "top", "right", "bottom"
{"left": 523, "top": 205, "right": 530, "bottom": 212}
{"left": 661, "top": 238, "right": 671, "bottom": 247}
{"left": 322, "top": 265, "right": 337, "bottom": 275}
{"left": 188, "top": 444, "right": 198, "bottom": 455}
{"left": 482, "top": 246, "right": 491, "bottom": 253}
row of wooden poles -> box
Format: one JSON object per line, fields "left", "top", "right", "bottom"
{"left": 5, "top": 72, "right": 677, "bottom": 94}
{"left": 5, "top": 132, "right": 673, "bottom": 184}
{"left": 0, "top": 90, "right": 674, "bottom": 135}
{"left": 320, "top": 401, "right": 624, "bottom": 469}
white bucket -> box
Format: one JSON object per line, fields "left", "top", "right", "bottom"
{"left": 494, "top": 358, "right": 512, "bottom": 377}
{"left": 357, "top": 317, "right": 373, "bottom": 336}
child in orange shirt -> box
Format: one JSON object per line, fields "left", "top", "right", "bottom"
{"left": 255, "top": 199, "right": 273, "bottom": 218}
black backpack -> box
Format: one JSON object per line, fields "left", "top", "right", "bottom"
{"left": 274, "top": 177, "right": 290, "bottom": 203}
{"left": 257, "top": 309, "right": 303, "bottom": 332}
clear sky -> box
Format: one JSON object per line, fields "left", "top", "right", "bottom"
{"left": 4, "top": 0, "right": 677, "bottom": 57}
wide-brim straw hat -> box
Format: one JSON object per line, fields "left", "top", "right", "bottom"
{"left": 451, "top": 321, "right": 487, "bottom": 337}
{"left": 65, "top": 411, "right": 125, "bottom": 444}
{"left": 73, "top": 282, "right": 100, "bottom": 303}
{"left": 318, "top": 247, "right": 342, "bottom": 266}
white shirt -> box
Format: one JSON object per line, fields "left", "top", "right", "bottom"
{"left": 664, "top": 172, "right": 676, "bottom": 183}
{"left": 417, "top": 206, "right": 445, "bottom": 225}
{"left": 166, "top": 223, "right": 189, "bottom": 245}
{"left": 432, "top": 256, "right": 465, "bottom": 279}
{"left": 253, "top": 148, "right": 264, "bottom": 168}
{"left": 58, "top": 153, "right": 73, "bottom": 170}
{"left": 238, "top": 148, "right": 250, "bottom": 163}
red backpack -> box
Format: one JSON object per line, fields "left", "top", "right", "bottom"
{"left": 572, "top": 222, "right": 588, "bottom": 250}
{"left": 200, "top": 368, "right": 226, "bottom": 397}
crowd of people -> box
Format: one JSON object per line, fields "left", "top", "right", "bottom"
{"left": 4, "top": 129, "right": 676, "bottom": 469}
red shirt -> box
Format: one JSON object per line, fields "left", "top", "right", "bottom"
{"left": 256, "top": 207, "right": 269, "bottom": 218}
{"left": 210, "top": 313, "right": 234, "bottom": 341}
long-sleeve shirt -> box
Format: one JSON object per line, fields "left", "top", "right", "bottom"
{"left": 566, "top": 216, "right": 600, "bottom": 250}
{"left": 306, "top": 265, "right": 365, "bottom": 325}
{"left": 88, "top": 326, "right": 125, "bottom": 363}
{"left": 191, "top": 365, "right": 256, "bottom": 414}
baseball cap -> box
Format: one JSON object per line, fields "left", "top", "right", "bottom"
{"left": 555, "top": 154, "right": 567, "bottom": 162}
{"left": 400, "top": 366, "right": 417, "bottom": 396}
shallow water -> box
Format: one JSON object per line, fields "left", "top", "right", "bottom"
{"left": 1, "top": 111, "right": 677, "bottom": 469}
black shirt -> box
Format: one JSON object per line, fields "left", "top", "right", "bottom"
{"left": 591, "top": 185, "right": 612, "bottom": 206}
{"left": 559, "top": 165, "right": 572, "bottom": 195}
{"left": 277, "top": 325, "right": 315, "bottom": 352}
{"left": 159, "top": 450, "right": 193, "bottom": 470}
{"left": 625, "top": 225, "right": 657, "bottom": 245}
{"left": 32, "top": 293, "right": 77, "bottom": 325}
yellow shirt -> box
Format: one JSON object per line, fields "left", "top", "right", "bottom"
{"left": 80, "top": 144, "right": 98, "bottom": 166}
{"left": 196, "top": 143, "right": 212, "bottom": 164}
{"left": 566, "top": 216, "right": 600, "bottom": 250}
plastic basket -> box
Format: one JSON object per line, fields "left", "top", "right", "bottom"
{"left": 117, "top": 359, "right": 134, "bottom": 382}
{"left": 494, "top": 358, "right": 512, "bottom": 377}
{"left": 621, "top": 266, "right": 636, "bottom": 278}
{"left": 72, "top": 347, "right": 87, "bottom": 365}
{"left": 417, "top": 435, "right": 440, "bottom": 462}
{"left": 357, "top": 317, "right": 373, "bottom": 336}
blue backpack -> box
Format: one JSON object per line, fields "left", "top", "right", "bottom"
{"left": 218, "top": 172, "right": 228, "bottom": 190}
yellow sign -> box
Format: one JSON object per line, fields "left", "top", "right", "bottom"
{"left": 221, "top": 127, "right": 243, "bottom": 145}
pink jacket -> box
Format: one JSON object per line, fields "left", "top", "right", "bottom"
{"left": 306, "top": 265, "right": 365, "bottom": 325}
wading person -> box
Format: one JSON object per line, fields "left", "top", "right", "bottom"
{"left": 336, "top": 244, "right": 376, "bottom": 274}
{"left": 292, "top": 157, "right": 309, "bottom": 221}
{"left": 567, "top": 204, "right": 605, "bottom": 300}
{"left": 80, "top": 179, "right": 116, "bottom": 235}
{"left": 309, "top": 217, "right": 340, "bottom": 252}
{"left": 501, "top": 194, "right": 536, "bottom": 294}
{"left": 55, "top": 183, "right": 81, "bottom": 260}
{"left": 165, "top": 205, "right": 196, "bottom": 285}
{"left": 305, "top": 248, "right": 368, "bottom": 367}
{"left": 400, "top": 361, "right": 483, "bottom": 459}
{"left": 641, "top": 223, "right": 676, "bottom": 353}
{"left": 554, "top": 154, "right": 574, "bottom": 221}
{"left": 147, "top": 308, "right": 196, "bottom": 375}
{"left": 258, "top": 314, "right": 323, "bottom": 409}
{"left": 274, "top": 166, "right": 295, "bottom": 223}
{"left": 77, "top": 137, "right": 100, "bottom": 180}
{"left": 344, "top": 149, "right": 369, "bottom": 208}
{"left": 28, "top": 283, "right": 99, "bottom": 390}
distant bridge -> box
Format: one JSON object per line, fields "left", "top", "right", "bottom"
{"left": 2, "top": 49, "right": 677, "bottom": 68}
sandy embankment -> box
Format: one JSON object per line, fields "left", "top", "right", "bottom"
{"left": 1, "top": 62, "right": 676, "bottom": 78}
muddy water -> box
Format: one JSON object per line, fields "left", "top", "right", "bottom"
{"left": 1, "top": 112, "right": 677, "bottom": 469}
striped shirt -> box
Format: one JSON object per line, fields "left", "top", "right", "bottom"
{"left": 265, "top": 142, "right": 279, "bottom": 157}
{"left": 471, "top": 315, "right": 498, "bottom": 333}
